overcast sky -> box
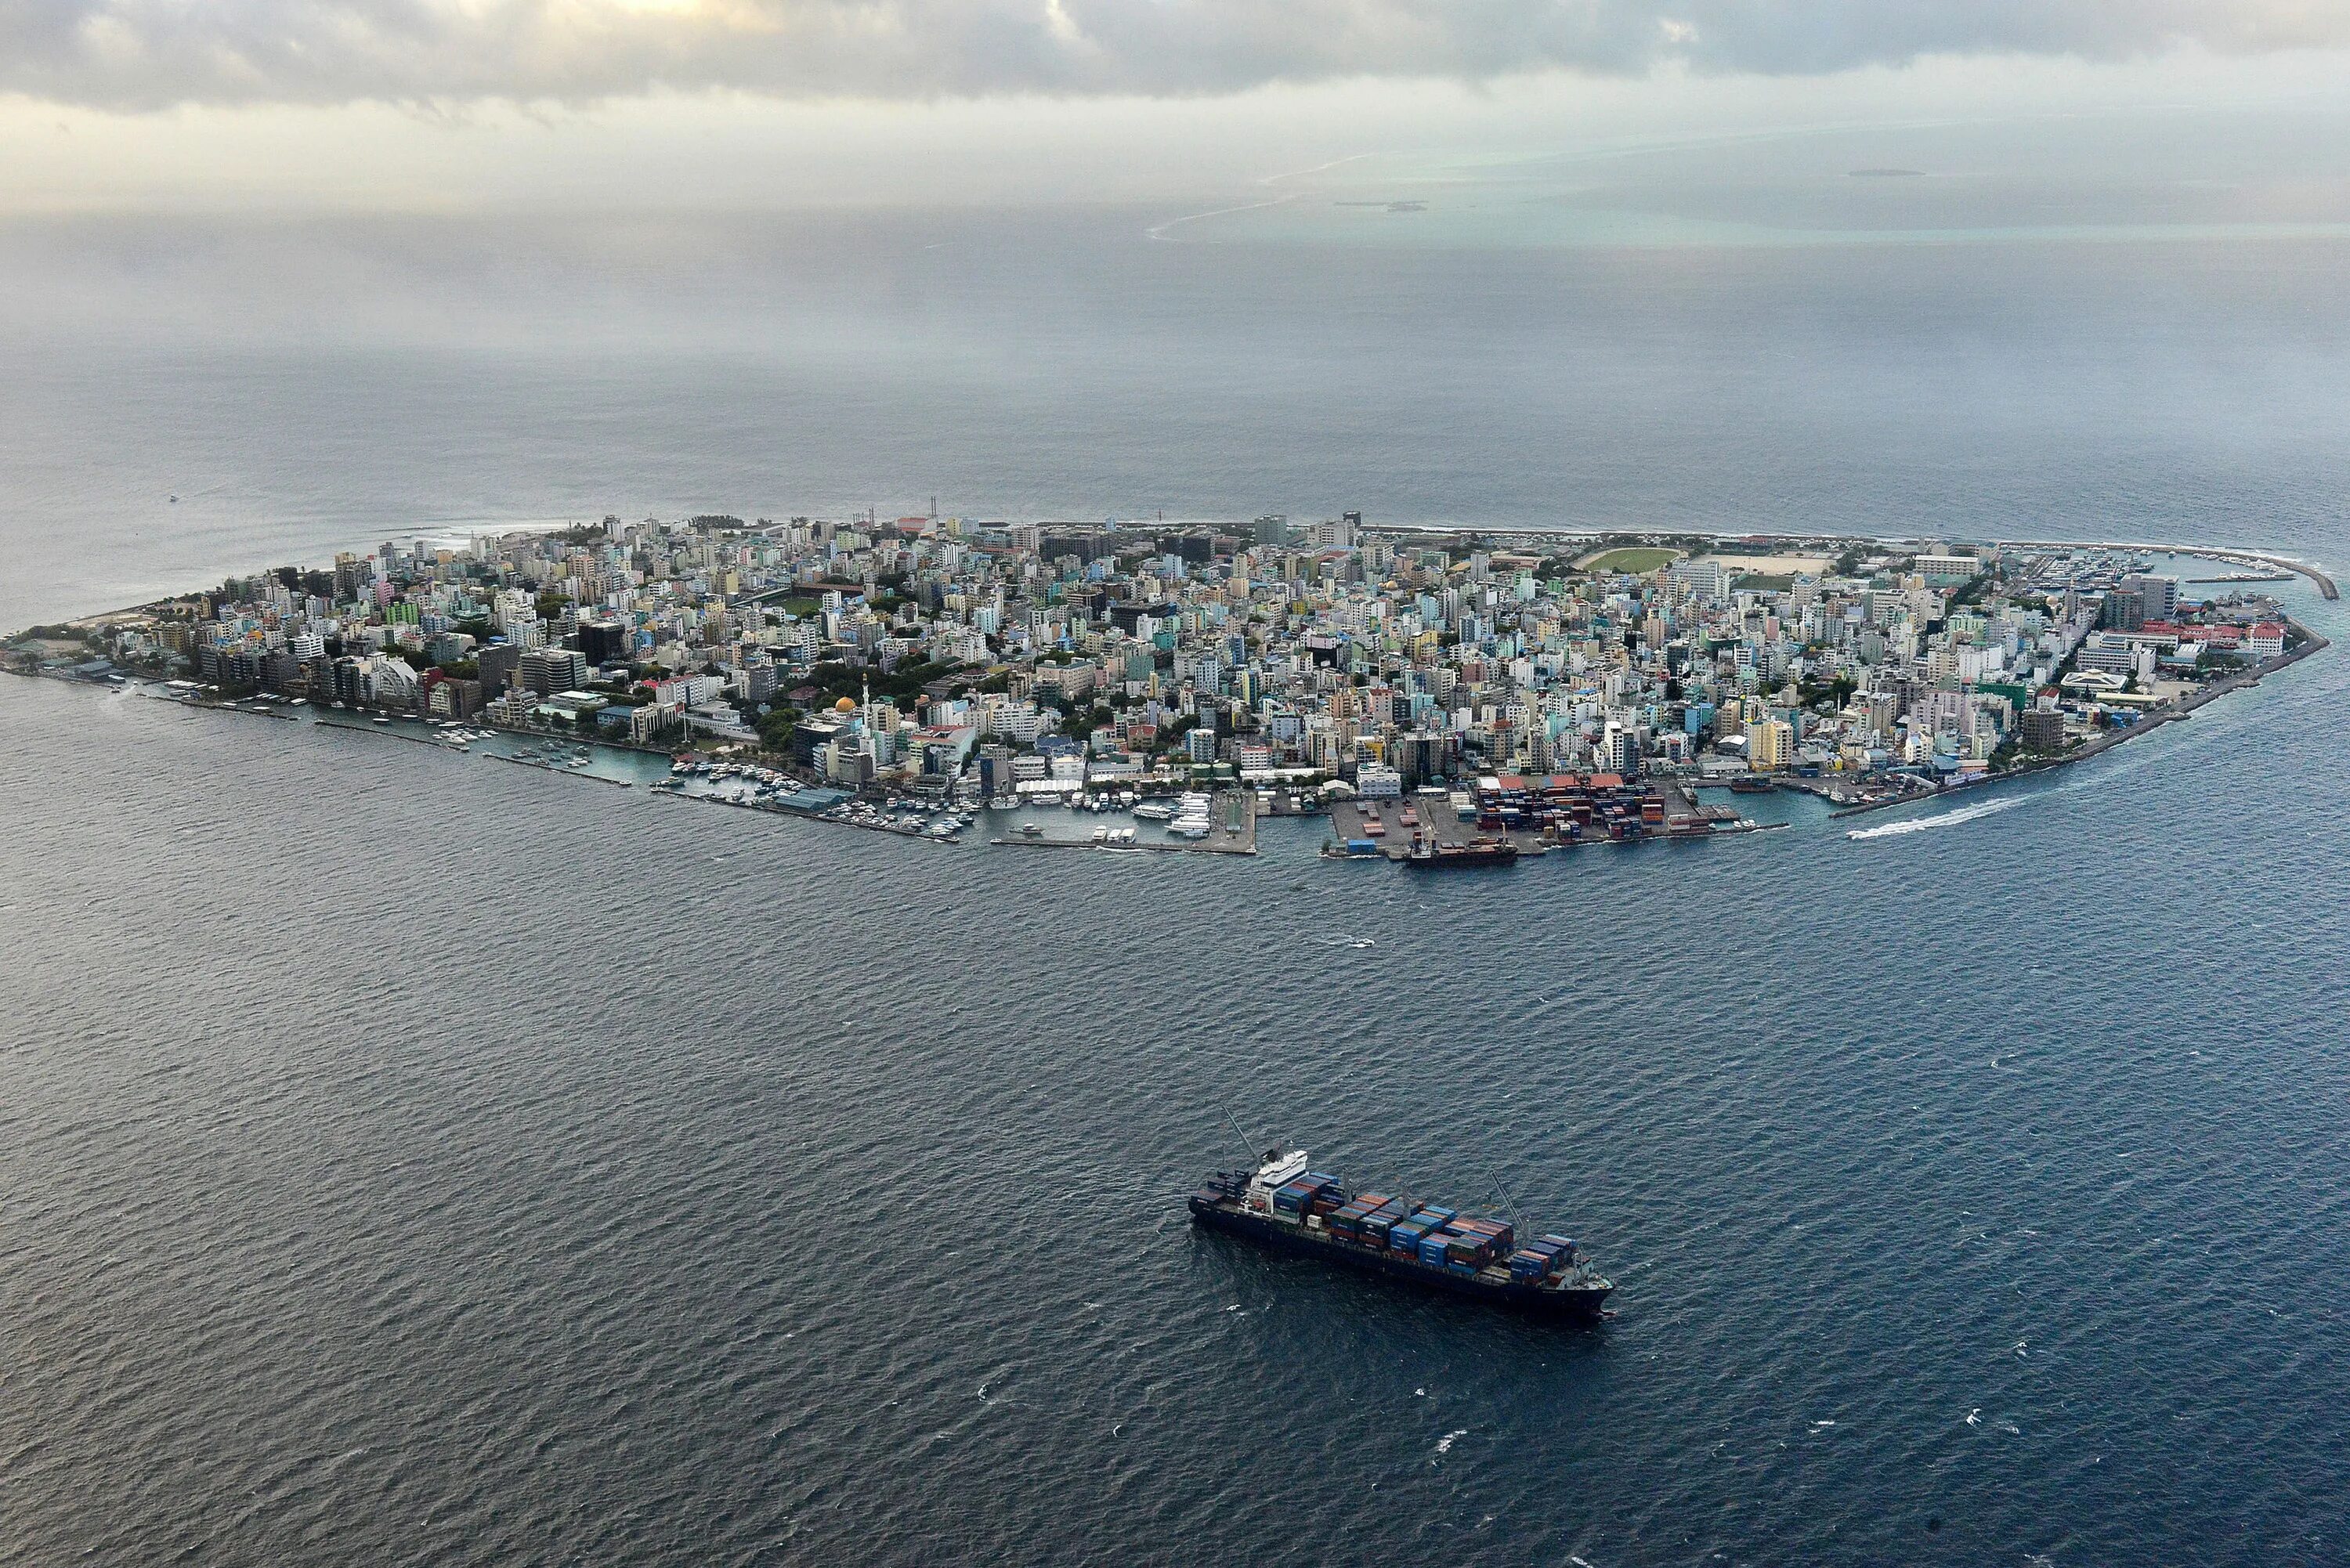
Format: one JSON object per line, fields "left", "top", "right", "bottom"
{"left": 5, "top": 2, "right": 2349, "bottom": 211}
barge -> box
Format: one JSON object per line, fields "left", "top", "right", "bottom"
{"left": 1399, "top": 836, "right": 1520, "bottom": 869}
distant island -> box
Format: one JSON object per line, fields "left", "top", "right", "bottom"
{"left": 5, "top": 517, "right": 2330, "bottom": 861}
{"left": 1848, "top": 168, "right": 1928, "bottom": 179}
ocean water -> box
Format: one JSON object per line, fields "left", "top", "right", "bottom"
{"left": 5, "top": 201, "right": 2350, "bottom": 627}
{"left": 4, "top": 201, "right": 2349, "bottom": 1565}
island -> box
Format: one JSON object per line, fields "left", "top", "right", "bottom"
{"left": 5, "top": 511, "right": 2330, "bottom": 861}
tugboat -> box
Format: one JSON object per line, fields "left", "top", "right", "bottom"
{"left": 1190, "top": 1147, "right": 1611, "bottom": 1320}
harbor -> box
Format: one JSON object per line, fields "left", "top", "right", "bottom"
{"left": 991, "top": 786, "right": 1257, "bottom": 854}
{"left": 1325, "top": 773, "right": 1767, "bottom": 864}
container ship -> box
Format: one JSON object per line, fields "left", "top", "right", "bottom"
{"left": 1189, "top": 1148, "right": 1611, "bottom": 1318}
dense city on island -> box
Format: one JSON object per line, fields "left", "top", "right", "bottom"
{"left": 4, "top": 509, "right": 2322, "bottom": 858}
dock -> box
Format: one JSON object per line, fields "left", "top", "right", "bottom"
{"left": 1203, "top": 787, "right": 1258, "bottom": 854}
{"left": 990, "top": 787, "right": 1257, "bottom": 855}
{"left": 1329, "top": 775, "right": 1766, "bottom": 863}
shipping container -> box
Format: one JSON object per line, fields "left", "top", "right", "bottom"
{"left": 1507, "top": 1248, "right": 1556, "bottom": 1281}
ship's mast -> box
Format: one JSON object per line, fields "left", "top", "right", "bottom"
{"left": 1222, "top": 1106, "right": 1259, "bottom": 1167}
{"left": 1486, "top": 1164, "right": 1528, "bottom": 1234}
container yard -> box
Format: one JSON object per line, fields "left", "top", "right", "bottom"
{"left": 1328, "top": 774, "right": 1761, "bottom": 862}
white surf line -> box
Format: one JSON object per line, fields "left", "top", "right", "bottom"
{"left": 1846, "top": 796, "right": 2024, "bottom": 840}
{"left": 1147, "top": 153, "right": 1382, "bottom": 241}
{"left": 1254, "top": 152, "right": 1382, "bottom": 188}
{"left": 1146, "top": 193, "right": 1300, "bottom": 242}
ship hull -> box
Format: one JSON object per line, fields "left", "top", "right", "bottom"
{"left": 1399, "top": 851, "right": 1518, "bottom": 869}
{"left": 1190, "top": 1198, "right": 1611, "bottom": 1319}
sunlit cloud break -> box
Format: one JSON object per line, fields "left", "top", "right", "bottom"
{"left": 7, "top": 0, "right": 2346, "bottom": 109}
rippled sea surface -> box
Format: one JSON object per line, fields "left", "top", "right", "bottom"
{"left": 4, "top": 208, "right": 2349, "bottom": 1565}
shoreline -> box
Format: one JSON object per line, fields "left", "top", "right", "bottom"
{"left": 1827, "top": 620, "right": 2332, "bottom": 819}
{"left": 4, "top": 620, "right": 2330, "bottom": 847}
{"left": 5, "top": 530, "right": 2334, "bottom": 857}
{"left": 1361, "top": 526, "right": 2340, "bottom": 602}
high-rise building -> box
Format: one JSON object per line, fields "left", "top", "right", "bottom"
{"left": 477, "top": 644, "right": 524, "bottom": 696}
{"left": 519, "top": 646, "right": 591, "bottom": 695}
{"left": 2120, "top": 573, "right": 2179, "bottom": 623}
{"left": 577, "top": 620, "right": 631, "bottom": 666}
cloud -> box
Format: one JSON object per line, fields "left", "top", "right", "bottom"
{"left": 4, "top": 0, "right": 2345, "bottom": 110}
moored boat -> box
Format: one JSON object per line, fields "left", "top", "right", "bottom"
{"left": 1399, "top": 836, "right": 1520, "bottom": 869}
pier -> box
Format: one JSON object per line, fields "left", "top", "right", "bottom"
{"left": 1327, "top": 772, "right": 1765, "bottom": 863}
{"left": 990, "top": 787, "right": 1256, "bottom": 854}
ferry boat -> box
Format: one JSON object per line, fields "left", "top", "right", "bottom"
{"left": 1133, "top": 801, "right": 1175, "bottom": 821}
{"left": 1167, "top": 792, "right": 1215, "bottom": 838}
{"left": 1190, "top": 1147, "right": 1611, "bottom": 1320}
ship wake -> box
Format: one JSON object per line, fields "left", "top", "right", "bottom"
{"left": 1846, "top": 797, "right": 2023, "bottom": 840}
